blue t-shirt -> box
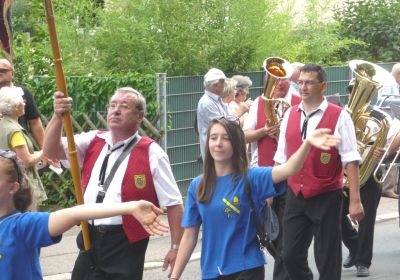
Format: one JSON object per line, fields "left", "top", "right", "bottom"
{"left": 182, "top": 167, "right": 284, "bottom": 279}
{"left": 0, "top": 211, "right": 62, "bottom": 280}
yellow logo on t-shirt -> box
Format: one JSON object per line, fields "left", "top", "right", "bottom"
{"left": 223, "top": 198, "right": 240, "bottom": 219}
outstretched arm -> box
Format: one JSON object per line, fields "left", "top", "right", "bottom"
{"left": 48, "top": 200, "right": 168, "bottom": 237}
{"left": 272, "top": 128, "right": 341, "bottom": 183}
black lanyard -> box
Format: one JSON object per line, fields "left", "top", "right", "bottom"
{"left": 301, "top": 109, "right": 320, "bottom": 140}
{"left": 96, "top": 136, "right": 138, "bottom": 203}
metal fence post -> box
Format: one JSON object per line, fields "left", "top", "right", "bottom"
{"left": 156, "top": 73, "right": 168, "bottom": 151}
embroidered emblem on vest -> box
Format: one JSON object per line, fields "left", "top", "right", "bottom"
{"left": 134, "top": 175, "right": 146, "bottom": 189}
{"left": 320, "top": 152, "right": 331, "bottom": 165}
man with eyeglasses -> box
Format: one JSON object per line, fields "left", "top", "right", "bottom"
{"left": 43, "top": 87, "right": 184, "bottom": 280}
{"left": 0, "top": 58, "right": 45, "bottom": 149}
{"left": 243, "top": 77, "right": 300, "bottom": 280}
{"left": 274, "top": 64, "right": 364, "bottom": 280}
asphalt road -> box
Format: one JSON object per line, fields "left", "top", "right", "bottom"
{"left": 144, "top": 218, "right": 400, "bottom": 279}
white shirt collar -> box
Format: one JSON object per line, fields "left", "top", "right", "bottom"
{"left": 97, "top": 131, "right": 140, "bottom": 148}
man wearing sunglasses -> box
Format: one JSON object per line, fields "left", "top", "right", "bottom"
{"left": 0, "top": 58, "right": 45, "bottom": 149}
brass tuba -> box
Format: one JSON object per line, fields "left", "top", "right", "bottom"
{"left": 344, "top": 60, "right": 394, "bottom": 187}
{"left": 262, "top": 57, "right": 293, "bottom": 128}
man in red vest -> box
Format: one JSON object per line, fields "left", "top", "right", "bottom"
{"left": 43, "top": 87, "right": 184, "bottom": 280}
{"left": 274, "top": 64, "right": 364, "bottom": 280}
{"left": 243, "top": 78, "right": 300, "bottom": 280}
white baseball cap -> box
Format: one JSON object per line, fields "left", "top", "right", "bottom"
{"left": 204, "top": 68, "right": 226, "bottom": 82}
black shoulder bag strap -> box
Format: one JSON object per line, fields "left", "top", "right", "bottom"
{"left": 243, "top": 171, "right": 280, "bottom": 259}
{"left": 96, "top": 136, "right": 139, "bottom": 203}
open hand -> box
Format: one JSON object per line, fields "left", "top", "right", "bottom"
{"left": 307, "top": 128, "right": 341, "bottom": 150}
{"left": 131, "top": 200, "right": 169, "bottom": 236}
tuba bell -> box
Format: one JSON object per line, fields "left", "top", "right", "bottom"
{"left": 262, "top": 57, "right": 293, "bottom": 128}
{"left": 344, "top": 60, "right": 394, "bottom": 187}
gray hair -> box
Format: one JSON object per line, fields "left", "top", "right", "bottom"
{"left": 221, "top": 78, "right": 238, "bottom": 99}
{"left": 392, "top": 63, "right": 400, "bottom": 74}
{"left": 232, "top": 75, "right": 252, "bottom": 96}
{"left": 113, "top": 87, "right": 146, "bottom": 113}
{"left": 0, "top": 87, "right": 24, "bottom": 115}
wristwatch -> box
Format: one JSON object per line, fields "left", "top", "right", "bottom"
{"left": 170, "top": 244, "right": 179, "bottom": 250}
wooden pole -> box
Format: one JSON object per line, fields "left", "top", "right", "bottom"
{"left": 44, "top": 0, "right": 91, "bottom": 250}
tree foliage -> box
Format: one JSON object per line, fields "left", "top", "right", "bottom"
{"left": 9, "top": 0, "right": 356, "bottom": 78}
{"left": 334, "top": 0, "right": 400, "bottom": 62}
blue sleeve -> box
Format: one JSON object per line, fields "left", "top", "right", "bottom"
{"left": 19, "top": 212, "right": 62, "bottom": 248}
{"left": 248, "top": 167, "right": 285, "bottom": 206}
{"left": 181, "top": 177, "right": 202, "bottom": 228}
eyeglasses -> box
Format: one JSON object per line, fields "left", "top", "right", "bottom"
{"left": 297, "top": 80, "right": 322, "bottom": 87}
{"left": 0, "top": 68, "right": 13, "bottom": 74}
{"left": 0, "top": 150, "right": 22, "bottom": 184}
{"left": 106, "top": 102, "right": 131, "bottom": 111}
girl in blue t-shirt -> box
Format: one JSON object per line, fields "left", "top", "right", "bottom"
{"left": 0, "top": 150, "right": 168, "bottom": 280}
{"left": 170, "top": 118, "right": 340, "bottom": 280}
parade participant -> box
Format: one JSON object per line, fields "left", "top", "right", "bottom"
{"left": 0, "top": 58, "right": 45, "bottom": 148}
{"left": 43, "top": 87, "right": 184, "bottom": 280}
{"left": 341, "top": 80, "right": 400, "bottom": 277}
{"left": 244, "top": 78, "right": 301, "bottom": 167}
{"left": 243, "top": 77, "right": 300, "bottom": 280}
{"left": 0, "top": 149, "right": 168, "bottom": 280}
{"left": 274, "top": 64, "right": 364, "bottom": 280}
{"left": 0, "top": 86, "right": 48, "bottom": 210}
{"left": 169, "top": 117, "right": 340, "bottom": 280}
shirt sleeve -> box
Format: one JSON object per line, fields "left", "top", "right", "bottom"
{"left": 336, "top": 110, "right": 362, "bottom": 165}
{"left": 181, "top": 178, "right": 202, "bottom": 227}
{"left": 248, "top": 167, "right": 285, "bottom": 206}
{"left": 242, "top": 97, "right": 258, "bottom": 131}
{"left": 273, "top": 107, "right": 291, "bottom": 164}
{"left": 61, "top": 130, "right": 98, "bottom": 168}
{"left": 19, "top": 212, "right": 62, "bottom": 248}
{"left": 149, "top": 142, "right": 183, "bottom": 207}
{"left": 10, "top": 131, "right": 27, "bottom": 149}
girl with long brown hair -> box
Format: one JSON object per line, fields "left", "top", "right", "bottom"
{"left": 170, "top": 118, "right": 340, "bottom": 280}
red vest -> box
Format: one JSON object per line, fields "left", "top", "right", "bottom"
{"left": 286, "top": 103, "right": 343, "bottom": 198}
{"left": 256, "top": 94, "right": 301, "bottom": 166}
{"left": 81, "top": 134, "right": 159, "bottom": 243}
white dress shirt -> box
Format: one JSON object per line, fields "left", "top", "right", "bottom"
{"left": 61, "top": 131, "right": 182, "bottom": 225}
{"left": 274, "top": 98, "right": 362, "bottom": 165}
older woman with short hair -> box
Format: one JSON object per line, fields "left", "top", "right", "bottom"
{"left": 230, "top": 75, "right": 253, "bottom": 125}
{"left": 0, "top": 86, "right": 47, "bottom": 210}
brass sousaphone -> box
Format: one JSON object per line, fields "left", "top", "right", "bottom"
{"left": 345, "top": 60, "right": 395, "bottom": 187}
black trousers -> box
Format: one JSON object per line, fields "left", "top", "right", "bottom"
{"left": 282, "top": 188, "right": 342, "bottom": 280}
{"left": 72, "top": 225, "right": 149, "bottom": 280}
{"left": 270, "top": 189, "right": 291, "bottom": 280}
{"left": 217, "top": 265, "right": 265, "bottom": 280}
{"left": 342, "top": 176, "right": 382, "bottom": 268}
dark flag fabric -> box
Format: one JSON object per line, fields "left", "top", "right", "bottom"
{"left": 0, "top": 0, "right": 12, "bottom": 61}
